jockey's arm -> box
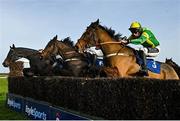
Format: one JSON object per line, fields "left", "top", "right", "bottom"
{"left": 129, "top": 34, "right": 147, "bottom": 45}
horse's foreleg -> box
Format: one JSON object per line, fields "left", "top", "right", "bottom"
{"left": 99, "top": 67, "right": 119, "bottom": 77}
{"left": 126, "top": 64, "right": 140, "bottom": 76}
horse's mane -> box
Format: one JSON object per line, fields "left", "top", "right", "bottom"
{"left": 98, "top": 24, "right": 135, "bottom": 52}
{"left": 98, "top": 24, "right": 123, "bottom": 41}
{"left": 166, "top": 58, "right": 180, "bottom": 68}
{"left": 61, "top": 37, "right": 74, "bottom": 47}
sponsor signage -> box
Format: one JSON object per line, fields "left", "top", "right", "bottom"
{"left": 6, "top": 93, "right": 24, "bottom": 112}
{"left": 24, "top": 98, "right": 50, "bottom": 120}
{"left": 6, "top": 93, "right": 89, "bottom": 120}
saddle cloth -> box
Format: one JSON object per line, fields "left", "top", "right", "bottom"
{"left": 95, "top": 53, "right": 161, "bottom": 74}
{"left": 146, "top": 59, "right": 161, "bottom": 74}
{"left": 95, "top": 59, "right": 104, "bottom": 67}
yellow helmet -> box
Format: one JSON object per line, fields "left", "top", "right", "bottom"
{"left": 129, "top": 21, "right": 142, "bottom": 29}
{"left": 129, "top": 21, "right": 143, "bottom": 33}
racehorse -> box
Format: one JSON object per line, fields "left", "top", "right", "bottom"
{"left": 8, "top": 61, "right": 24, "bottom": 77}
{"left": 2, "top": 44, "right": 57, "bottom": 76}
{"left": 40, "top": 35, "right": 90, "bottom": 77}
{"left": 165, "top": 58, "right": 180, "bottom": 78}
{"left": 75, "top": 19, "right": 179, "bottom": 79}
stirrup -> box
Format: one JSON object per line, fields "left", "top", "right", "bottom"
{"left": 140, "top": 70, "right": 148, "bottom": 76}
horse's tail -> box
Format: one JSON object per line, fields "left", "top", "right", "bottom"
{"left": 165, "top": 61, "right": 180, "bottom": 78}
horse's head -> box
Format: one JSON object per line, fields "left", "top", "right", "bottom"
{"left": 165, "top": 58, "right": 179, "bottom": 67}
{"left": 2, "top": 44, "right": 21, "bottom": 67}
{"left": 165, "top": 58, "right": 172, "bottom": 63}
{"left": 41, "top": 35, "right": 59, "bottom": 59}
{"left": 41, "top": 35, "right": 76, "bottom": 60}
{"left": 75, "top": 19, "right": 100, "bottom": 53}
{"left": 75, "top": 19, "right": 123, "bottom": 53}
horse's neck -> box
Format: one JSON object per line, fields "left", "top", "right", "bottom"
{"left": 17, "top": 48, "right": 38, "bottom": 59}
{"left": 97, "top": 30, "right": 123, "bottom": 54}
{"left": 56, "top": 42, "right": 78, "bottom": 59}
{"left": 97, "top": 29, "right": 134, "bottom": 55}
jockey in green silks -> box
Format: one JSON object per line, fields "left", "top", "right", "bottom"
{"left": 122, "top": 21, "right": 160, "bottom": 76}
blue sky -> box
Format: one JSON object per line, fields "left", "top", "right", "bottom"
{"left": 0, "top": 0, "right": 180, "bottom": 73}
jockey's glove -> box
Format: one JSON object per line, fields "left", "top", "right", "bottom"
{"left": 121, "top": 38, "right": 130, "bottom": 44}
{"left": 122, "top": 36, "right": 127, "bottom": 40}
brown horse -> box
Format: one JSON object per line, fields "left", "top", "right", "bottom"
{"left": 165, "top": 58, "right": 180, "bottom": 78}
{"left": 75, "top": 20, "right": 179, "bottom": 79}
{"left": 41, "top": 35, "right": 90, "bottom": 77}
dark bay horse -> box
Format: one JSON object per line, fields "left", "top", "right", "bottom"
{"left": 2, "top": 44, "right": 56, "bottom": 76}
{"left": 41, "top": 35, "right": 90, "bottom": 77}
{"left": 75, "top": 20, "right": 179, "bottom": 79}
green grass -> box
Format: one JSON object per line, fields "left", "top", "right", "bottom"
{"left": 0, "top": 76, "right": 28, "bottom": 120}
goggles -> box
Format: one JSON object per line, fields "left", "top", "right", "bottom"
{"left": 129, "top": 28, "right": 139, "bottom": 33}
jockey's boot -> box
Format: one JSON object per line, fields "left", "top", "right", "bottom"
{"left": 93, "top": 54, "right": 97, "bottom": 66}
{"left": 139, "top": 50, "right": 148, "bottom": 76}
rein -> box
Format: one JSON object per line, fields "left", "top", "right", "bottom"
{"left": 65, "top": 58, "right": 81, "bottom": 62}
{"left": 64, "top": 51, "right": 81, "bottom": 62}
{"left": 64, "top": 50, "right": 77, "bottom": 55}
{"left": 99, "top": 41, "right": 123, "bottom": 45}
{"left": 55, "top": 42, "right": 82, "bottom": 62}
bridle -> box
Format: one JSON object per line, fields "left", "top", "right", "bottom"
{"left": 4, "top": 48, "right": 36, "bottom": 69}
{"left": 79, "top": 26, "right": 130, "bottom": 58}
{"left": 52, "top": 40, "right": 82, "bottom": 62}
{"left": 76, "top": 26, "right": 100, "bottom": 52}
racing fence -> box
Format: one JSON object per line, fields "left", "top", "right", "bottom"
{"left": 8, "top": 76, "right": 180, "bottom": 119}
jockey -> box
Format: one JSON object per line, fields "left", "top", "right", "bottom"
{"left": 84, "top": 46, "right": 104, "bottom": 66}
{"left": 84, "top": 46, "right": 103, "bottom": 59}
{"left": 122, "top": 21, "right": 160, "bottom": 76}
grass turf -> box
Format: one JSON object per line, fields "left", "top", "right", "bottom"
{"left": 0, "top": 76, "right": 28, "bottom": 120}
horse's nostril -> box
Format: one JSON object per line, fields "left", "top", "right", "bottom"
{"left": 2, "top": 62, "right": 8, "bottom": 67}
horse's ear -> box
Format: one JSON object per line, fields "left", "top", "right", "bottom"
{"left": 53, "top": 35, "right": 58, "bottom": 40}
{"left": 96, "top": 19, "right": 99, "bottom": 24}
{"left": 91, "top": 19, "right": 99, "bottom": 28}
{"left": 12, "top": 44, "right": 15, "bottom": 48}
{"left": 95, "top": 19, "right": 99, "bottom": 25}
{"left": 170, "top": 58, "right": 172, "bottom": 60}
{"left": 10, "top": 44, "right": 15, "bottom": 49}
{"left": 55, "top": 35, "right": 58, "bottom": 39}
